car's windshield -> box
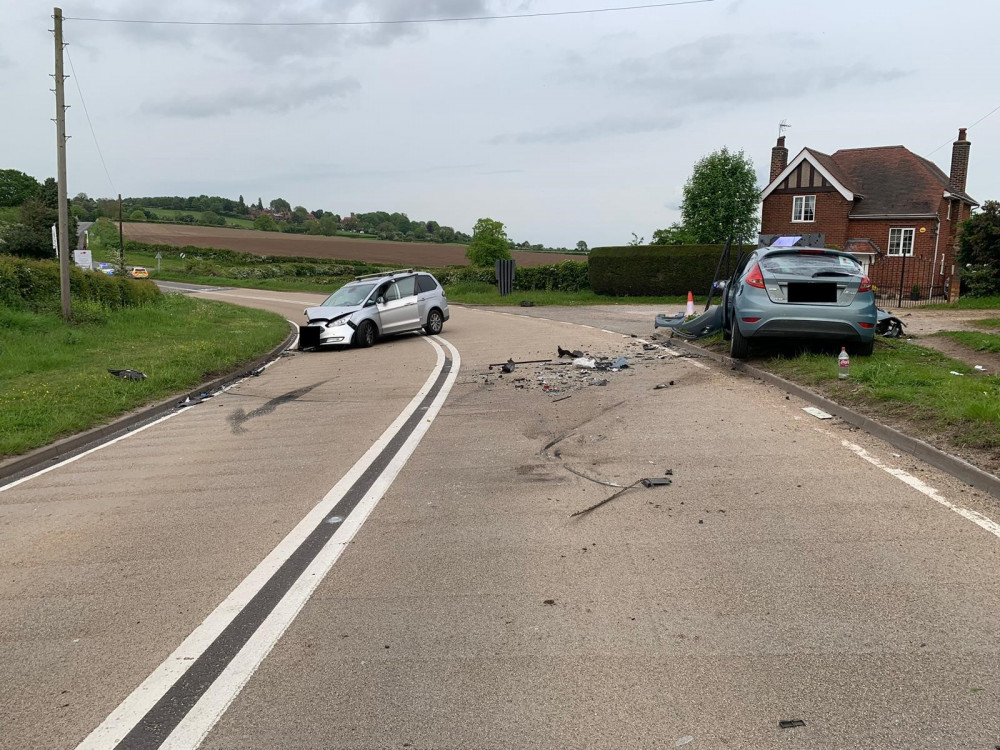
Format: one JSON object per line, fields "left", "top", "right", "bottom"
{"left": 760, "top": 252, "right": 861, "bottom": 277}
{"left": 321, "top": 283, "right": 376, "bottom": 307}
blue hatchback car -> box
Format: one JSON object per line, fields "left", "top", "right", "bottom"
{"left": 723, "top": 246, "right": 877, "bottom": 359}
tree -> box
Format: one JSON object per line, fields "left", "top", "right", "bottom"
{"left": 627, "top": 232, "right": 645, "bottom": 246}
{"left": 256, "top": 197, "right": 264, "bottom": 211}
{"left": 0, "top": 197, "right": 75, "bottom": 259}
{"left": 128, "top": 209, "right": 146, "bottom": 221}
{"left": 0, "top": 169, "right": 41, "bottom": 207}
{"left": 680, "top": 147, "right": 760, "bottom": 244}
{"left": 957, "top": 200, "right": 1000, "bottom": 296}
{"left": 436, "top": 225, "right": 456, "bottom": 243}
{"left": 651, "top": 222, "right": 697, "bottom": 245}
{"left": 316, "top": 213, "right": 339, "bottom": 236}
{"left": 269, "top": 198, "right": 291, "bottom": 214}
{"left": 341, "top": 215, "right": 362, "bottom": 232}
{"left": 291, "top": 206, "right": 310, "bottom": 224}
{"left": 576, "top": 240, "right": 588, "bottom": 253}
{"left": 254, "top": 214, "right": 278, "bottom": 231}
{"left": 466, "top": 218, "right": 511, "bottom": 266}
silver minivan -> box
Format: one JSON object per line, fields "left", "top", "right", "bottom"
{"left": 299, "top": 269, "right": 449, "bottom": 349}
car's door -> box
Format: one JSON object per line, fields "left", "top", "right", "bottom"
{"left": 376, "top": 275, "right": 420, "bottom": 334}
{"left": 416, "top": 274, "right": 440, "bottom": 324}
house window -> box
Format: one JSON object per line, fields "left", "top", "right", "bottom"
{"left": 887, "top": 228, "right": 915, "bottom": 257}
{"left": 792, "top": 195, "right": 816, "bottom": 222}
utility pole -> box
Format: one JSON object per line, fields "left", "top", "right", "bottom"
{"left": 118, "top": 193, "right": 124, "bottom": 273}
{"left": 53, "top": 7, "right": 71, "bottom": 321}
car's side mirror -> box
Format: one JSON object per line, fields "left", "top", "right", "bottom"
{"left": 376, "top": 296, "right": 385, "bottom": 305}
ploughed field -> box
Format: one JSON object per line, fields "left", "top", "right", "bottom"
{"left": 122, "top": 223, "right": 580, "bottom": 267}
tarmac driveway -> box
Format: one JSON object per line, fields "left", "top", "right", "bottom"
{"left": 2, "top": 291, "right": 999, "bottom": 749}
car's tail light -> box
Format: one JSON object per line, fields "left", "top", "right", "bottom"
{"left": 741, "top": 317, "right": 761, "bottom": 323}
{"left": 745, "top": 263, "right": 765, "bottom": 288}
{"left": 859, "top": 322, "right": 875, "bottom": 329}
{"left": 858, "top": 275, "right": 872, "bottom": 293}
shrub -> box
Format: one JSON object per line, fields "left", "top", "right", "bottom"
{"left": 588, "top": 244, "right": 747, "bottom": 296}
{"left": 0, "top": 255, "right": 162, "bottom": 312}
{"left": 435, "top": 260, "right": 589, "bottom": 292}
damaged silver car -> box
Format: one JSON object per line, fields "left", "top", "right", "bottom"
{"left": 299, "top": 269, "right": 449, "bottom": 349}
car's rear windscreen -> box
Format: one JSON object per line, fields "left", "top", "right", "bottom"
{"left": 760, "top": 252, "right": 861, "bottom": 278}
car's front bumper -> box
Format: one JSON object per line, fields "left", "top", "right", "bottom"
{"left": 299, "top": 322, "right": 355, "bottom": 348}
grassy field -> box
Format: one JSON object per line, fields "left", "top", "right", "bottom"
{"left": 136, "top": 208, "right": 256, "bottom": 229}
{"left": 938, "top": 330, "right": 1000, "bottom": 353}
{"left": 927, "top": 296, "right": 1000, "bottom": 310}
{"left": 0, "top": 295, "right": 289, "bottom": 457}
{"left": 972, "top": 318, "right": 1000, "bottom": 330}
{"left": 752, "top": 338, "right": 1000, "bottom": 459}
{"left": 443, "top": 281, "right": 693, "bottom": 306}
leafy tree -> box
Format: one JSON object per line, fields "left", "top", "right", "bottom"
{"left": 201, "top": 210, "right": 225, "bottom": 226}
{"left": 128, "top": 209, "right": 146, "bottom": 221}
{"left": 254, "top": 214, "right": 278, "bottom": 231}
{"left": 256, "top": 197, "right": 264, "bottom": 211}
{"left": 680, "top": 147, "right": 760, "bottom": 244}
{"left": 341, "top": 215, "right": 362, "bottom": 232}
{"left": 437, "top": 225, "right": 456, "bottom": 243}
{"left": 628, "top": 232, "right": 645, "bottom": 246}
{"left": 269, "top": 198, "right": 291, "bottom": 214}
{"left": 291, "top": 206, "right": 310, "bottom": 224}
{"left": 958, "top": 200, "right": 1000, "bottom": 296}
{"left": 0, "top": 169, "right": 41, "bottom": 207}
{"left": 0, "top": 197, "right": 76, "bottom": 259}
{"left": 466, "top": 218, "right": 511, "bottom": 266}
{"left": 651, "top": 222, "right": 697, "bottom": 245}
{"left": 576, "top": 240, "right": 588, "bottom": 253}
{"left": 316, "top": 213, "right": 339, "bottom": 236}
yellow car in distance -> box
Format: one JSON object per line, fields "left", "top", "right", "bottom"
{"left": 129, "top": 266, "right": 149, "bottom": 279}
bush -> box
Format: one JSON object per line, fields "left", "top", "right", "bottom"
{"left": 0, "top": 255, "right": 162, "bottom": 312}
{"left": 435, "top": 260, "right": 589, "bottom": 292}
{"left": 588, "top": 244, "right": 746, "bottom": 296}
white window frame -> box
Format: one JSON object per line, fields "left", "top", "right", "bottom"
{"left": 887, "top": 227, "right": 915, "bottom": 257}
{"left": 791, "top": 195, "right": 816, "bottom": 222}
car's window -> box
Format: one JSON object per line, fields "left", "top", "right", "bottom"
{"left": 321, "top": 282, "right": 376, "bottom": 307}
{"left": 394, "top": 275, "right": 417, "bottom": 298}
{"left": 760, "top": 252, "right": 861, "bottom": 277}
{"left": 417, "top": 274, "right": 438, "bottom": 293}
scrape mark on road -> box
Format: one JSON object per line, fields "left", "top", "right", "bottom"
{"left": 229, "top": 382, "right": 326, "bottom": 434}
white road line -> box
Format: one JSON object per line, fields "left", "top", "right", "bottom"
{"left": 841, "top": 439, "right": 1000, "bottom": 540}
{"left": 200, "top": 291, "right": 320, "bottom": 306}
{"left": 1, "top": 324, "right": 300, "bottom": 494}
{"left": 75, "top": 335, "right": 460, "bottom": 750}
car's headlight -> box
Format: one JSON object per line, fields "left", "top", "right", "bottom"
{"left": 326, "top": 315, "right": 352, "bottom": 328}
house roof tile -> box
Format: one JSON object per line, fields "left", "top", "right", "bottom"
{"left": 827, "top": 145, "right": 977, "bottom": 216}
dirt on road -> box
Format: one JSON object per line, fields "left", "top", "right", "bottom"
{"left": 122, "top": 223, "right": 581, "bottom": 268}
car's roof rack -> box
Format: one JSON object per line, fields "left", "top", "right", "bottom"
{"left": 354, "top": 269, "right": 414, "bottom": 281}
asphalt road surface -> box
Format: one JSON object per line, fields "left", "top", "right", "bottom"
{"left": 3, "top": 289, "right": 1000, "bottom": 749}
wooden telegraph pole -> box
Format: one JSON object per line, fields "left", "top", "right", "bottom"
{"left": 53, "top": 7, "right": 71, "bottom": 321}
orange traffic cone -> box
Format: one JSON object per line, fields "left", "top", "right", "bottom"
{"left": 686, "top": 291, "right": 695, "bottom": 317}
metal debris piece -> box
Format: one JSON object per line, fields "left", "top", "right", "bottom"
{"left": 611, "top": 356, "right": 628, "bottom": 369}
{"left": 488, "top": 358, "right": 551, "bottom": 370}
{"left": 251, "top": 365, "right": 266, "bottom": 376}
{"left": 558, "top": 346, "right": 585, "bottom": 358}
{"left": 108, "top": 368, "right": 147, "bottom": 380}
{"left": 501, "top": 359, "right": 516, "bottom": 373}
{"left": 571, "top": 480, "right": 643, "bottom": 517}
{"left": 778, "top": 720, "right": 806, "bottom": 729}
{"left": 641, "top": 477, "right": 672, "bottom": 488}
{"left": 802, "top": 406, "right": 833, "bottom": 420}
{"left": 552, "top": 395, "right": 572, "bottom": 403}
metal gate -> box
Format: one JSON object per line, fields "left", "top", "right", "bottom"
{"left": 495, "top": 259, "right": 515, "bottom": 296}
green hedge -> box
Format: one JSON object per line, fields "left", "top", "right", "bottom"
{"left": 436, "top": 260, "right": 589, "bottom": 292}
{"left": 0, "top": 255, "right": 162, "bottom": 312}
{"left": 588, "top": 244, "right": 750, "bottom": 296}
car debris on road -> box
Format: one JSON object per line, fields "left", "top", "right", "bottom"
{"left": 107, "top": 368, "right": 147, "bottom": 380}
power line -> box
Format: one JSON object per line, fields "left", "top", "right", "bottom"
{"left": 926, "top": 103, "right": 1000, "bottom": 157}
{"left": 65, "top": 45, "right": 117, "bottom": 195}
{"left": 63, "top": 0, "right": 715, "bottom": 27}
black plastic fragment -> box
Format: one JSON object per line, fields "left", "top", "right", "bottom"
{"left": 778, "top": 720, "right": 806, "bottom": 729}
{"left": 108, "top": 368, "right": 147, "bottom": 381}
{"left": 641, "top": 477, "right": 672, "bottom": 488}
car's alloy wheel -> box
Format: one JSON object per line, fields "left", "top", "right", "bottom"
{"left": 356, "top": 320, "right": 377, "bottom": 348}
{"left": 424, "top": 309, "right": 444, "bottom": 335}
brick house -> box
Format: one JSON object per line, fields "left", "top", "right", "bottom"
{"left": 760, "top": 129, "right": 978, "bottom": 299}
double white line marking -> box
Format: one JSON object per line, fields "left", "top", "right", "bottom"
{"left": 76, "top": 335, "right": 460, "bottom": 749}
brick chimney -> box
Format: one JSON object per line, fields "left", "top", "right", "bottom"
{"left": 770, "top": 135, "right": 788, "bottom": 183}
{"left": 949, "top": 127, "right": 971, "bottom": 193}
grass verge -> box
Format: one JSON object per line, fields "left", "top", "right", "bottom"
{"left": 735, "top": 338, "right": 1000, "bottom": 462}
{"left": 925, "top": 296, "right": 1000, "bottom": 310}
{"left": 937, "top": 330, "right": 1000, "bottom": 353}
{"left": 0, "top": 295, "right": 289, "bottom": 457}
{"left": 442, "top": 281, "right": 693, "bottom": 306}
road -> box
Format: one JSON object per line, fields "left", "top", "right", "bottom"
{"left": 3, "top": 288, "right": 1000, "bottom": 749}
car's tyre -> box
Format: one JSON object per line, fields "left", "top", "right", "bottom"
{"left": 855, "top": 339, "right": 875, "bottom": 356}
{"left": 424, "top": 308, "right": 444, "bottom": 335}
{"left": 729, "top": 322, "right": 750, "bottom": 359}
{"left": 355, "top": 320, "right": 377, "bottom": 348}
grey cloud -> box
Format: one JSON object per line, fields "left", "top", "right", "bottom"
{"left": 144, "top": 78, "right": 360, "bottom": 118}
{"left": 569, "top": 34, "right": 909, "bottom": 107}
{"left": 490, "top": 114, "right": 684, "bottom": 145}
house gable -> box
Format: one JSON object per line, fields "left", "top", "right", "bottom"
{"left": 760, "top": 148, "right": 856, "bottom": 202}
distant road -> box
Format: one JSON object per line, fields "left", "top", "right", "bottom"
{"left": 123, "top": 222, "right": 582, "bottom": 267}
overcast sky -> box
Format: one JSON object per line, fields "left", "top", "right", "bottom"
{"left": 3, "top": 0, "right": 999, "bottom": 247}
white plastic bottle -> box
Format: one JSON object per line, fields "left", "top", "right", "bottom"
{"left": 838, "top": 346, "right": 850, "bottom": 380}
